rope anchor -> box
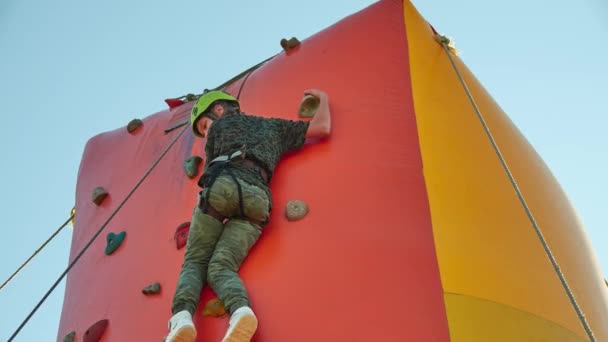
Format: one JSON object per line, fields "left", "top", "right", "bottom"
{"left": 433, "top": 34, "right": 459, "bottom": 55}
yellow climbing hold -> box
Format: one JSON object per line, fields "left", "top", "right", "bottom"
{"left": 202, "top": 298, "right": 226, "bottom": 317}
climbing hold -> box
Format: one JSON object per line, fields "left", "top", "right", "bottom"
{"left": 280, "top": 37, "right": 300, "bottom": 52}
{"left": 175, "top": 223, "right": 190, "bottom": 250}
{"left": 105, "top": 231, "right": 126, "bottom": 255}
{"left": 127, "top": 118, "right": 143, "bottom": 133}
{"left": 63, "top": 331, "right": 76, "bottom": 342}
{"left": 285, "top": 200, "right": 309, "bottom": 221}
{"left": 165, "top": 98, "right": 185, "bottom": 109}
{"left": 142, "top": 282, "right": 162, "bottom": 295}
{"left": 183, "top": 156, "right": 203, "bottom": 179}
{"left": 202, "top": 298, "right": 226, "bottom": 317}
{"left": 83, "top": 319, "right": 108, "bottom": 342}
{"left": 298, "top": 94, "right": 320, "bottom": 118}
{"left": 92, "top": 187, "right": 108, "bottom": 206}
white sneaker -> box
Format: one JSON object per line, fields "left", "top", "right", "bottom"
{"left": 166, "top": 310, "right": 197, "bottom": 342}
{"left": 221, "top": 306, "right": 258, "bottom": 342}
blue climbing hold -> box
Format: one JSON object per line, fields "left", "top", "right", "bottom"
{"left": 105, "top": 231, "right": 126, "bottom": 255}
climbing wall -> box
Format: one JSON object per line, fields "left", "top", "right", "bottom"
{"left": 57, "top": 0, "right": 608, "bottom": 341}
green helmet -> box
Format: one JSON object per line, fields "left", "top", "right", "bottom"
{"left": 190, "top": 90, "right": 239, "bottom": 137}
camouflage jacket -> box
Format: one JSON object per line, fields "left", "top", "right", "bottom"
{"left": 199, "top": 111, "right": 310, "bottom": 204}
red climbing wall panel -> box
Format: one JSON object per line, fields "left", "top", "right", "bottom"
{"left": 58, "top": 0, "right": 450, "bottom": 340}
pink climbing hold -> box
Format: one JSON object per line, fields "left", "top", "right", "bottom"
{"left": 83, "top": 319, "right": 108, "bottom": 342}
{"left": 175, "top": 222, "right": 190, "bottom": 250}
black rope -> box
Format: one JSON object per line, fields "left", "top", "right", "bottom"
{"left": 236, "top": 68, "right": 255, "bottom": 101}
{"left": 7, "top": 124, "right": 189, "bottom": 342}
{"left": 173, "top": 54, "right": 277, "bottom": 103}
{"left": 0, "top": 214, "right": 73, "bottom": 293}
{"left": 215, "top": 54, "right": 276, "bottom": 96}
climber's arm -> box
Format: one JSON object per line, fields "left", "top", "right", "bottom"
{"left": 304, "top": 89, "right": 331, "bottom": 139}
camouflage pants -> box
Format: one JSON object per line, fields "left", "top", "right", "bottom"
{"left": 171, "top": 175, "right": 270, "bottom": 316}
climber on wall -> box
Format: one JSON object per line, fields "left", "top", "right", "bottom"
{"left": 166, "top": 88, "right": 332, "bottom": 342}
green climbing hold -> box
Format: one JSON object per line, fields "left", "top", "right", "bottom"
{"left": 184, "top": 156, "right": 203, "bottom": 179}
{"left": 92, "top": 187, "right": 108, "bottom": 206}
{"left": 127, "top": 119, "right": 143, "bottom": 133}
{"left": 142, "top": 282, "right": 161, "bottom": 295}
{"left": 63, "top": 331, "right": 76, "bottom": 342}
{"left": 105, "top": 231, "right": 126, "bottom": 255}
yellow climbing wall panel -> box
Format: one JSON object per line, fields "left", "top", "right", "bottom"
{"left": 403, "top": 0, "right": 608, "bottom": 340}
{"left": 444, "top": 293, "right": 586, "bottom": 341}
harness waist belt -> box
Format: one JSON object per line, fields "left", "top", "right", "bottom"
{"left": 209, "top": 150, "right": 268, "bottom": 183}
{"left": 236, "top": 159, "right": 269, "bottom": 183}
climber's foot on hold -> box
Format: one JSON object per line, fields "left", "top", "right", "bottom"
{"left": 166, "top": 310, "right": 197, "bottom": 342}
{"left": 222, "top": 306, "right": 258, "bottom": 342}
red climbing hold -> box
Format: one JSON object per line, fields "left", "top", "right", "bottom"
{"left": 83, "top": 319, "right": 108, "bottom": 342}
{"left": 175, "top": 222, "right": 190, "bottom": 250}
{"left": 165, "top": 98, "right": 185, "bottom": 109}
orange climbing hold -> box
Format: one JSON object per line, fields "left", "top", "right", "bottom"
{"left": 202, "top": 298, "right": 226, "bottom": 317}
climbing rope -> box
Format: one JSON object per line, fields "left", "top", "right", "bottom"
{"left": 7, "top": 124, "right": 189, "bottom": 341}
{"left": 0, "top": 214, "right": 73, "bottom": 293}
{"left": 171, "top": 54, "right": 277, "bottom": 103}
{"left": 7, "top": 53, "right": 278, "bottom": 341}
{"left": 436, "top": 34, "right": 596, "bottom": 341}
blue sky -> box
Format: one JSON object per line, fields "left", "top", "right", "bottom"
{"left": 0, "top": 0, "right": 606, "bottom": 340}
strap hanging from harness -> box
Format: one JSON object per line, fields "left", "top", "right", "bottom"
{"left": 199, "top": 151, "right": 246, "bottom": 218}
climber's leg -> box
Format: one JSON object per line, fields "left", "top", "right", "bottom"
{"left": 167, "top": 207, "right": 224, "bottom": 342}
{"left": 208, "top": 218, "right": 262, "bottom": 342}
{"left": 171, "top": 208, "right": 224, "bottom": 315}
{"left": 207, "top": 219, "right": 263, "bottom": 314}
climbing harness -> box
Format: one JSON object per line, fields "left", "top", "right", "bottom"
{"left": 198, "top": 150, "right": 270, "bottom": 220}
{"left": 435, "top": 33, "right": 596, "bottom": 341}
{"left": 199, "top": 150, "right": 247, "bottom": 218}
